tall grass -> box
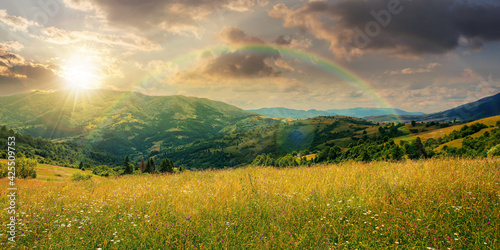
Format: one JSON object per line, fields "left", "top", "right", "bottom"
{"left": 1, "top": 158, "right": 499, "bottom": 249}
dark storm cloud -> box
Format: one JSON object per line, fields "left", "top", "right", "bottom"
{"left": 219, "top": 26, "right": 264, "bottom": 44}
{"left": 453, "top": 2, "right": 500, "bottom": 41}
{"left": 269, "top": 0, "right": 500, "bottom": 58}
{"left": 274, "top": 35, "right": 291, "bottom": 45}
{"left": 199, "top": 27, "right": 281, "bottom": 78}
{"left": 203, "top": 51, "right": 280, "bottom": 78}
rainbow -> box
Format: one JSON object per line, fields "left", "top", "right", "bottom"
{"left": 34, "top": 37, "right": 478, "bottom": 138}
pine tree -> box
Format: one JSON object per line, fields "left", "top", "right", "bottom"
{"left": 139, "top": 158, "right": 145, "bottom": 172}
{"left": 414, "top": 137, "right": 427, "bottom": 158}
{"left": 144, "top": 158, "right": 151, "bottom": 173}
{"left": 123, "top": 155, "right": 132, "bottom": 175}
{"left": 149, "top": 158, "right": 156, "bottom": 174}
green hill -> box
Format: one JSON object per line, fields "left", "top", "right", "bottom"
{"left": 2, "top": 90, "right": 395, "bottom": 169}
{"left": 160, "top": 116, "right": 397, "bottom": 169}
{"left": 0, "top": 90, "right": 281, "bottom": 163}
{"left": 3, "top": 89, "right": 499, "bottom": 169}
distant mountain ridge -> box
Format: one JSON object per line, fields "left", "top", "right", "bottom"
{"left": 365, "top": 92, "right": 500, "bottom": 123}
{"left": 248, "top": 107, "right": 334, "bottom": 119}
{"left": 249, "top": 107, "right": 424, "bottom": 119}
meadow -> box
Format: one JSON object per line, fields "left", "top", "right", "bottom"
{"left": 1, "top": 158, "right": 499, "bottom": 249}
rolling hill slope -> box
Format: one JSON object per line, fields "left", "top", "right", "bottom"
{"left": 0, "top": 89, "right": 282, "bottom": 161}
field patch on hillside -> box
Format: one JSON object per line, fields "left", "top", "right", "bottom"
{"left": 396, "top": 115, "right": 500, "bottom": 143}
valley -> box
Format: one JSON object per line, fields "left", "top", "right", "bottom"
{"left": 1, "top": 90, "right": 500, "bottom": 170}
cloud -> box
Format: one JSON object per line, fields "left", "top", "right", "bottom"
{"left": 386, "top": 62, "right": 441, "bottom": 75}
{"left": 274, "top": 34, "right": 313, "bottom": 49}
{"left": 0, "top": 9, "right": 160, "bottom": 51}
{"left": 202, "top": 51, "right": 281, "bottom": 78}
{"left": 178, "top": 27, "right": 282, "bottom": 81}
{"left": 219, "top": 26, "right": 264, "bottom": 44}
{"left": 274, "top": 58, "right": 294, "bottom": 72}
{"left": 0, "top": 9, "right": 39, "bottom": 31}
{"left": 269, "top": 0, "right": 500, "bottom": 59}
{"left": 0, "top": 45, "right": 60, "bottom": 94}
{"left": 0, "top": 41, "right": 23, "bottom": 51}
{"left": 40, "top": 27, "right": 161, "bottom": 51}
{"left": 63, "top": 0, "right": 262, "bottom": 34}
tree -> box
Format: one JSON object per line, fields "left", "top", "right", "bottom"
{"left": 414, "top": 137, "right": 427, "bottom": 158}
{"left": 148, "top": 158, "right": 156, "bottom": 174}
{"left": 160, "top": 158, "right": 174, "bottom": 173}
{"left": 411, "top": 120, "right": 416, "bottom": 127}
{"left": 390, "top": 145, "right": 404, "bottom": 161}
{"left": 144, "top": 158, "right": 151, "bottom": 173}
{"left": 123, "top": 155, "right": 133, "bottom": 175}
{"left": 139, "top": 158, "right": 145, "bottom": 172}
{"left": 79, "top": 161, "right": 84, "bottom": 170}
{"left": 252, "top": 154, "right": 275, "bottom": 166}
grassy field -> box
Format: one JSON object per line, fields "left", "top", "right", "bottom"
{"left": 0, "top": 159, "right": 100, "bottom": 182}
{"left": 1, "top": 158, "right": 499, "bottom": 249}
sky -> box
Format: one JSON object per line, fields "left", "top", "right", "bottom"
{"left": 0, "top": 0, "right": 500, "bottom": 113}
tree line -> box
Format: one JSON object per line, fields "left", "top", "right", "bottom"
{"left": 252, "top": 121, "right": 500, "bottom": 167}
{"left": 88, "top": 155, "right": 185, "bottom": 177}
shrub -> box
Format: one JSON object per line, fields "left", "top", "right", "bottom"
{"left": 17, "top": 157, "right": 38, "bottom": 179}
{"left": 487, "top": 144, "right": 500, "bottom": 158}
{"left": 70, "top": 172, "right": 93, "bottom": 181}
{"left": 92, "top": 165, "right": 116, "bottom": 177}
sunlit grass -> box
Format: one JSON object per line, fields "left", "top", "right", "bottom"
{"left": 1, "top": 158, "right": 499, "bottom": 249}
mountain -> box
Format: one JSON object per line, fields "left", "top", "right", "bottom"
{"left": 248, "top": 107, "right": 333, "bottom": 119}
{"left": 0, "top": 89, "right": 281, "bottom": 163}
{"left": 328, "top": 108, "right": 424, "bottom": 117}
{"left": 366, "top": 92, "right": 500, "bottom": 123}
{"left": 249, "top": 107, "right": 423, "bottom": 119}
{"left": 0, "top": 89, "right": 398, "bottom": 169}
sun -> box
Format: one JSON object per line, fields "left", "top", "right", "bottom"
{"left": 62, "top": 57, "right": 101, "bottom": 89}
